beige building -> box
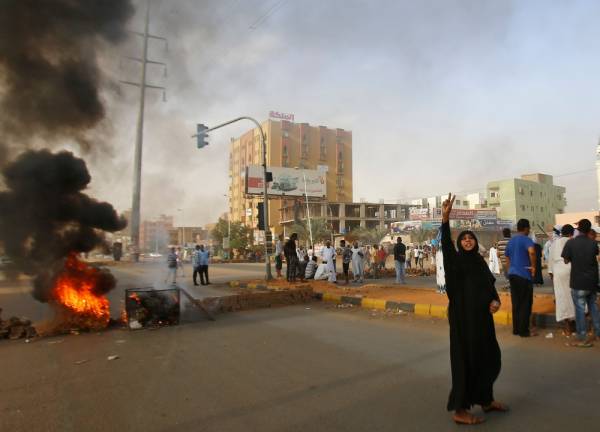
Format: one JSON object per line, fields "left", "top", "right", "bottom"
{"left": 555, "top": 211, "right": 600, "bottom": 227}
{"left": 229, "top": 119, "right": 353, "bottom": 234}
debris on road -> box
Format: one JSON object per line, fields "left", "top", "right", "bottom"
{"left": 545, "top": 333, "right": 554, "bottom": 339}
{"left": 74, "top": 359, "right": 90, "bottom": 365}
{"left": 107, "top": 355, "right": 119, "bottom": 361}
{"left": 47, "top": 339, "right": 65, "bottom": 345}
{"left": 0, "top": 309, "right": 38, "bottom": 340}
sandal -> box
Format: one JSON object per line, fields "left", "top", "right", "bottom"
{"left": 453, "top": 412, "right": 485, "bottom": 425}
{"left": 483, "top": 401, "right": 509, "bottom": 413}
{"left": 569, "top": 341, "right": 593, "bottom": 348}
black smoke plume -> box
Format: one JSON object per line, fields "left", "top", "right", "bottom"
{"left": 0, "top": 150, "right": 127, "bottom": 302}
{"left": 0, "top": 0, "right": 134, "bottom": 154}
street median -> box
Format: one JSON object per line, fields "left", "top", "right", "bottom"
{"left": 227, "top": 279, "right": 558, "bottom": 328}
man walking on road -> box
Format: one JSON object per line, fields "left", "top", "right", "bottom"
{"left": 165, "top": 247, "right": 178, "bottom": 285}
{"left": 562, "top": 218, "right": 600, "bottom": 347}
{"left": 505, "top": 219, "right": 537, "bottom": 337}
{"left": 192, "top": 245, "right": 201, "bottom": 286}
{"left": 394, "top": 237, "right": 406, "bottom": 284}
{"left": 197, "top": 244, "right": 210, "bottom": 285}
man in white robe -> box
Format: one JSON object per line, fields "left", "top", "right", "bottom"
{"left": 321, "top": 240, "right": 337, "bottom": 283}
{"left": 351, "top": 241, "right": 365, "bottom": 283}
{"left": 548, "top": 224, "right": 575, "bottom": 330}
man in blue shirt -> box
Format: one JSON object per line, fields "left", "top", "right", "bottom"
{"left": 505, "top": 219, "right": 537, "bottom": 337}
{"left": 198, "top": 244, "right": 210, "bottom": 285}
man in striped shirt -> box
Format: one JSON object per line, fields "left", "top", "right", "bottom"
{"left": 496, "top": 228, "right": 511, "bottom": 289}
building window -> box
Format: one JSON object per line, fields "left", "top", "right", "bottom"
{"left": 282, "top": 131, "right": 289, "bottom": 138}
{"left": 456, "top": 200, "right": 461, "bottom": 205}
{"left": 520, "top": 205, "right": 525, "bottom": 211}
{"left": 530, "top": 190, "right": 533, "bottom": 196}
{"left": 518, "top": 187, "right": 524, "bottom": 195}
{"left": 319, "top": 136, "right": 326, "bottom": 160}
{"left": 490, "top": 191, "right": 498, "bottom": 198}
{"left": 282, "top": 145, "right": 288, "bottom": 167}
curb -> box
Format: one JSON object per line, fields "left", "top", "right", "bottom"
{"left": 227, "top": 280, "right": 558, "bottom": 328}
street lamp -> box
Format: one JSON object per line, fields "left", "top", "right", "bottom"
{"left": 295, "top": 167, "right": 313, "bottom": 249}
{"left": 193, "top": 116, "right": 272, "bottom": 280}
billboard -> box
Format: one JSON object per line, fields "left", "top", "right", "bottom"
{"left": 245, "top": 165, "right": 326, "bottom": 197}
{"left": 431, "top": 208, "right": 497, "bottom": 221}
{"left": 269, "top": 111, "right": 294, "bottom": 121}
{"left": 409, "top": 207, "right": 430, "bottom": 220}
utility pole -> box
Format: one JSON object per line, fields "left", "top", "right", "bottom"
{"left": 120, "top": 0, "right": 168, "bottom": 262}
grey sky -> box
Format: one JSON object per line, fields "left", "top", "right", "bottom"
{"left": 88, "top": 0, "right": 600, "bottom": 226}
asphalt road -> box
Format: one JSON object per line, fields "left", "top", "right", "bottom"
{"left": 1, "top": 302, "right": 599, "bottom": 432}
{"left": 0, "top": 262, "right": 266, "bottom": 322}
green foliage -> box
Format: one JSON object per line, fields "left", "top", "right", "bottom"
{"left": 289, "top": 217, "right": 332, "bottom": 245}
{"left": 210, "top": 218, "right": 254, "bottom": 253}
{"left": 348, "top": 226, "right": 389, "bottom": 245}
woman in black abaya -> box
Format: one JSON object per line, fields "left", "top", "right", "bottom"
{"left": 441, "top": 194, "right": 508, "bottom": 425}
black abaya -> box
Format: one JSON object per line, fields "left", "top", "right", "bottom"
{"left": 441, "top": 222, "right": 501, "bottom": 411}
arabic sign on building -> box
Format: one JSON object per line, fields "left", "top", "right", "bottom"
{"left": 245, "top": 165, "right": 326, "bottom": 197}
{"left": 409, "top": 207, "right": 430, "bottom": 220}
{"left": 269, "top": 111, "right": 295, "bottom": 122}
{"left": 431, "top": 208, "right": 497, "bottom": 221}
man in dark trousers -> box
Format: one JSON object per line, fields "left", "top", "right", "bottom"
{"left": 562, "top": 218, "right": 600, "bottom": 347}
{"left": 197, "top": 244, "right": 210, "bottom": 285}
{"left": 393, "top": 237, "right": 407, "bottom": 284}
{"left": 505, "top": 219, "right": 537, "bottom": 337}
{"left": 284, "top": 233, "right": 299, "bottom": 282}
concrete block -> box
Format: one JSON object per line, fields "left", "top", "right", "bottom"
{"left": 341, "top": 296, "right": 362, "bottom": 306}
{"left": 323, "top": 292, "right": 341, "bottom": 303}
{"left": 493, "top": 311, "right": 510, "bottom": 326}
{"left": 429, "top": 305, "right": 447, "bottom": 319}
{"left": 362, "top": 298, "right": 386, "bottom": 310}
{"left": 414, "top": 303, "right": 430, "bottom": 316}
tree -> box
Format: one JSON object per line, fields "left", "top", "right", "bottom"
{"left": 289, "top": 217, "right": 332, "bottom": 246}
{"left": 347, "top": 226, "right": 389, "bottom": 245}
{"left": 210, "top": 218, "right": 254, "bottom": 255}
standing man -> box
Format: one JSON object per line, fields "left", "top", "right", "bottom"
{"left": 321, "top": 240, "right": 337, "bottom": 283}
{"left": 165, "top": 247, "right": 178, "bottom": 285}
{"left": 198, "top": 244, "right": 210, "bottom": 285}
{"left": 393, "top": 237, "right": 407, "bottom": 284}
{"left": 351, "top": 241, "right": 365, "bottom": 283}
{"left": 340, "top": 239, "right": 353, "bottom": 285}
{"left": 284, "top": 233, "right": 299, "bottom": 282}
{"left": 505, "top": 219, "right": 537, "bottom": 337}
{"left": 192, "top": 245, "right": 201, "bottom": 286}
{"left": 378, "top": 245, "right": 387, "bottom": 272}
{"left": 275, "top": 234, "right": 284, "bottom": 278}
{"left": 176, "top": 246, "right": 185, "bottom": 277}
{"left": 496, "top": 228, "right": 511, "bottom": 290}
{"left": 562, "top": 219, "right": 600, "bottom": 347}
{"left": 413, "top": 246, "right": 420, "bottom": 268}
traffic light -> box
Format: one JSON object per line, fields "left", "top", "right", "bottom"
{"left": 256, "top": 202, "right": 265, "bottom": 230}
{"left": 196, "top": 123, "right": 209, "bottom": 148}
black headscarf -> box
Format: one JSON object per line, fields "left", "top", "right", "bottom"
{"left": 455, "top": 230, "right": 495, "bottom": 285}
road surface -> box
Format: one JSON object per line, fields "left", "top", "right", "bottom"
{"left": 1, "top": 302, "right": 598, "bottom": 432}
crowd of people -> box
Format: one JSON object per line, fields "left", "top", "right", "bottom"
{"left": 273, "top": 234, "right": 419, "bottom": 285}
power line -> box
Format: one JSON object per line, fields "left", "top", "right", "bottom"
{"left": 249, "top": 0, "right": 288, "bottom": 30}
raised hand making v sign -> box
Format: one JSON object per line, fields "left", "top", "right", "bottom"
{"left": 441, "top": 192, "right": 455, "bottom": 223}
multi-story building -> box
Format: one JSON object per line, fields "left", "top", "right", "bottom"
{"left": 487, "top": 173, "right": 566, "bottom": 229}
{"left": 279, "top": 201, "right": 413, "bottom": 234}
{"left": 139, "top": 214, "right": 173, "bottom": 253}
{"left": 229, "top": 118, "right": 353, "bottom": 234}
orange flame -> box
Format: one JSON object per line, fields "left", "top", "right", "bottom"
{"left": 52, "top": 254, "right": 110, "bottom": 328}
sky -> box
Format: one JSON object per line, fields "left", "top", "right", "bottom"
{"left": 86, "top": 0, "right": 600, "bottom": 226}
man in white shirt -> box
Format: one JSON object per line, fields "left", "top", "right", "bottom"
{"left": 321, "top": 240, "right": 337, "bottom": 283}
